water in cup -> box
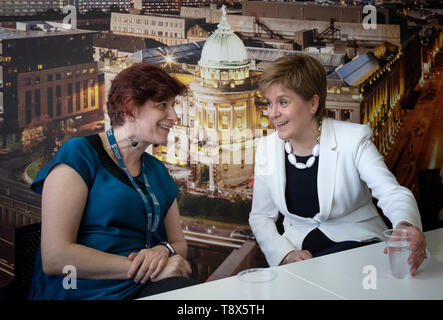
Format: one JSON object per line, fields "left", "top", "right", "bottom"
{"left": 387, "top": 240, "right": 411, "bottom": 279}
{"left": 383, "top": 229, "right": 413, "bottom": 279}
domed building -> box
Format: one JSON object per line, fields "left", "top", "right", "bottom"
{"left": 186, "top": 7, "right": 264, "bottom": 194}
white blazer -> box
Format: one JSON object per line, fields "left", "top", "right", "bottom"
{"left": 249, "top": 118, "right": 422, "bottom": 266}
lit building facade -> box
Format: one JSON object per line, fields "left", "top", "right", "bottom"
{"left": 186, "top": 11, "right": 262, "bottom": 192}
{"left": 0, "top": 0, "right": 65, "bottom": 16}
{"left": 0, "top": 23, "right": 104, "bottom": 147}
{"left": 69, "top": 0, "right": 132, "bottom": 13}
{"left": 111, "top": 12, "right": 205, "bottom": 46}
{"left": 132, "top": 0, "right": 180, "bottom": 14}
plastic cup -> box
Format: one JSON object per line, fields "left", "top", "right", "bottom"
{"left": 383, "top": 229, "right": 413, "bottom": 279}
{"left": 237, "top": 268, "right": 277, "bottom": 299}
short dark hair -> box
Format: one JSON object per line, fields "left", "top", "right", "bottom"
{"left": 107, "top": 63, "right": 187, "bottom": 126}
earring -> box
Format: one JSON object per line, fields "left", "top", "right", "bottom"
{"left": 127, "top": 123, "right": 139, "bottom": 148}
{"left": 130, "top": 139, "right": 138, "bottom": 148}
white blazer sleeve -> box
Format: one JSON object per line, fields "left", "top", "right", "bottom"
{"left": 354, "top": 125, "right": 422, "bottom": 230}
{"left": 249, "top": 138, "right": 297, "bottom": 266}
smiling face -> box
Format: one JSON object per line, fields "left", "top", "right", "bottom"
{"left": 264, "top": 82, "right": 318, "bottom": 143}
{"left": 132, "top": 96, "right": 178, "bottom": 146}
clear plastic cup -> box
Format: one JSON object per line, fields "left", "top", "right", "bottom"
{"left": 237, "top": 268, "right": 277, "bottom": 299}
{"left": 383, "top": 229, "right": 413, "bottom": 279}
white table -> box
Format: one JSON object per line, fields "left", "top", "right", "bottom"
{"left": 142, "top": 265, "right": 343, "bottom": 300}
{"left": 140, "top": 228, "right": 443, "bottom": 300}
{"left": 281, "top": 228, "right": 443, "bottom": 300}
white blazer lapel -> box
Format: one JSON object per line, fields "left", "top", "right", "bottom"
{"left": 273, "top": 135, "right": 288, "bottom": 214}
{"left": 316, "top": 118, "right": 338, "bottom": 222}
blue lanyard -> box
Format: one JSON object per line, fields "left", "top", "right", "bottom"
{"left": 106, "top": 127, "right": 160, "bottom": 247}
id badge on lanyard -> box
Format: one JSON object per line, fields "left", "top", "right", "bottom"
{"left": 106, "top": 128, "right": 161, "bottom": 247}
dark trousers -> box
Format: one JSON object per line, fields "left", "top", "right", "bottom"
{"left": 133, "top": 277, "right": 201, "bottom": 299}
{"left": 302, "top": 228, "right": 380, "bottom": 257}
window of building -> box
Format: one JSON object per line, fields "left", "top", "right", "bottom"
{"left": 327, "top": 109, "right": 336, "bottom": 119}
{"left": 207, "top": 111, "right": 215, "bottom": 129}
{"left": 83, "top": 80, "right": 88, "bottom": 108}
{"left": 221, "top": 114, "right": 229, "bottom": 130}
{"left": 34, "top": 89, "right": 41, "bottom": 118}
{"left": 47, "top": 87, "right": 53, "bottom": 118}
{"left": 75, "top": 81, "right": 80, "bottom": 111}
{"left": 67, "top": 83, "right": 73, "bottom": 113}
{"left": 56, "top": 73, "right": 61, "bottom": 80}
{"left": 342, "top": 110, "right": 351, "bottom": 121}
{"left": 25, "top": 91, "right": 32, "bottom": 124}
{"left": 56, "top": 85, "right": 62, "bottom": 116}
{"left": 89, "top": 80, "right": 95, "bottom": 107}
{"left": 47, "top": 74, "right": 53, "bottom": 82}
{"left": 25, "top": 78, "right": 32, "bottom": 86}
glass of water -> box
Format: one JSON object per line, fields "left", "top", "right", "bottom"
{"left": 237, "top": 268, "right": 277, "bottom": 299}
{"left": 383, "top": 229, "right": 413, "bottom": 279}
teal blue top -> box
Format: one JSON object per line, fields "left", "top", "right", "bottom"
{"left": 28, "top": 134, "right": 178, "bottom": 300}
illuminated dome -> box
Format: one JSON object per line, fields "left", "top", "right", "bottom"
{"left": 199, "top": 6, "right": 248, "bottom": 69}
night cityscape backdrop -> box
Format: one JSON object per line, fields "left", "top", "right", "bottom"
{"left": 0, "top": 0, "right": 441, "bottom": 286}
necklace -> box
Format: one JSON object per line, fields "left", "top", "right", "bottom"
{"left": 285, "top": 123, "right": 321, "bottom": 170}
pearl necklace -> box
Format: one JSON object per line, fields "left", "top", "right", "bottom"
{"left": 285, "top": 124, "right": 321, "bottom": 170}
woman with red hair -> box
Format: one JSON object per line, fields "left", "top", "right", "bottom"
{"left": 28, "top": 63, "right": 199, "bottom": 299}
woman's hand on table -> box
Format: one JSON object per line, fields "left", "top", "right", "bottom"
{"left": 281, "top": 250, "right": 313, "bottom": 265}
{"left": 384, "top": 224, "right": 427, "bottom": 276}
{"left": 149, "top": 255, "right": 192, "bottom": 282}
{"left": 127, "top": 246, "right": 170, "bottom": 284}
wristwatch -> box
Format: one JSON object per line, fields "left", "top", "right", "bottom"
{"left": 159, "top": 241, "right": 177, "bottom": 256}
{"left": 396, "top": 221, "right": 413, "bottom": 228}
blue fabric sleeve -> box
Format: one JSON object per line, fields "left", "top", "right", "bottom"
{"left": 158, "top": 162, "right": 179, "bottom": 212}
{"left": 31, "top": 137, "right": 97, "bottom": 194}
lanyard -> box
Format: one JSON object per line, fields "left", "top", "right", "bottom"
{"left": 106, "top": 127, "right": 160, "bottom": 247}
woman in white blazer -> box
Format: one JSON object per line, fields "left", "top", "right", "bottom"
{"left": 249, "top": 54, "right": 427, "bottom": 276}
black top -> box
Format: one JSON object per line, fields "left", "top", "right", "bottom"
{"left": 284, "top": 151, "right": 320, "bottom": 218}
{"left": 284, "top": 149, "right": 336, "bottom": 253}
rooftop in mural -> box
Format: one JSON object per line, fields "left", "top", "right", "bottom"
{"left": 332, "top": 52, "right": 381, "bottom": 86}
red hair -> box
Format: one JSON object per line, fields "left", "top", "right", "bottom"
{"left": 107, "top": 63, "right": 187, "bottom": 126}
